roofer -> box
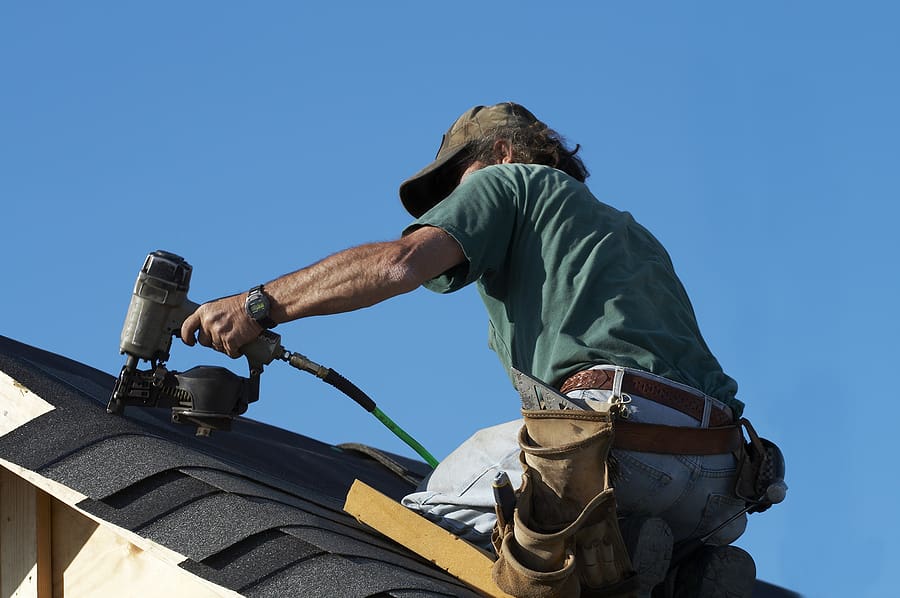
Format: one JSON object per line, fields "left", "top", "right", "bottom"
{"left": 181, "top": 103, "right": 769, "bottom": 597}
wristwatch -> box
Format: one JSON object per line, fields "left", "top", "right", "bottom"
{"left": 245, "top": 285, "right": 277, "bottom": 329}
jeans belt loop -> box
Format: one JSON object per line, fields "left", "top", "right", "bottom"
{"left": 701, "top": 396, "right": 712, "bottom": 428}
{"left": 611, "top": 366, "right": 625, "bottom": 400}
{"left": 610, "top": 366, "right": 632, "bottom": 417}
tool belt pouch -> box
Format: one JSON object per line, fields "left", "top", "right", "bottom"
{"left": 492, "top": 471, "right": 590, "bottom": 598}
{"left": 492, "top": 498, "right": 580, "bottom": 598}
{"left": 491, "top": 410, "right": 636, "bottom": 597}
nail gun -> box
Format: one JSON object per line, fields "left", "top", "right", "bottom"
{"left": 107, "top": 250, "right": 283, "bottom": 435}
{"left": 107, "top": 250, "right": 439, "bottom": 466}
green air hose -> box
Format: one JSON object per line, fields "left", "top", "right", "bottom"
{"left": 279, "top": 349, "right": 439, "bottom": 468}
{"left": 369, "top": 407, "right": 439, "bottom": 468}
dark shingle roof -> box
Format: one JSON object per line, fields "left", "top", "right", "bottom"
{"left": 0, "top": 335, "right": 481, "bottom": 598}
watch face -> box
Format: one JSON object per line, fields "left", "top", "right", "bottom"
{"left": 247, "top": 292, "right": 270, "bottom": 319}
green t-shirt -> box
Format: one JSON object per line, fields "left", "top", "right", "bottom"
{"left": 404, "top": 163, "right": 742, "bottom": 415}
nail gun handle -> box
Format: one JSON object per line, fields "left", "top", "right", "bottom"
{"left": 240, "top": 330, "right": 283, "bottom": 375}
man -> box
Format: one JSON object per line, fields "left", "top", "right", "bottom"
{"left": 181, "top": 103, "right": 757, "bottom": 597}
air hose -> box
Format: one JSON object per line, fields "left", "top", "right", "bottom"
{"left": 278, "top": 349, "right": 439, "bottom": 468}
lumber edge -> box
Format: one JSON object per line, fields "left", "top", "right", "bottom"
{"left": 343, "top": 479, "right": 514, "bottom": 598}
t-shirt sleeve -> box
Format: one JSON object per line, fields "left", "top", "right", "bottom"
{"left": 402, "top": 166, "right": 518, "bottom": 293}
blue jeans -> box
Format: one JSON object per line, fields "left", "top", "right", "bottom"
{"left": 402, "top": 366, "right": 747, "bottom": 551}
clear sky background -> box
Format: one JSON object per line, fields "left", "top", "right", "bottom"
{"left": 2, "top": 3, "right": 897, "bottom": 596}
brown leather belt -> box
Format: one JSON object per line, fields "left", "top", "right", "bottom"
{"left": 613, "top": 421, "right": 742, "bottom": 455}
{"left": 559, "top": 369, "right": 733, "bottom": 427}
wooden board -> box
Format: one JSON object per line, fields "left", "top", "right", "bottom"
{"left": 0, "top": 466, "right": 41, "bottom": 598}
{"left": 35, "top": 491, "right": 51, "bottom": 598}
{"left": 343, "top": 479, "right": 514, "bottom": 598}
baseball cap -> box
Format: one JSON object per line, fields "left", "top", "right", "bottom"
{"left": 399, "top": 102, "right": 540, "bottom": 218}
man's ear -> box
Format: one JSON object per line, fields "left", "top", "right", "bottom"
{"left": 493, "top": 139, "right": 515, "bottom": 164}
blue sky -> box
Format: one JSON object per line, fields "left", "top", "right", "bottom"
{"left": 2, "top": 3, "right": 898, "bottom": 596}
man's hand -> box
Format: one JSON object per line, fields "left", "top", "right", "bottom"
{"left": 180, "top": 293, "right": 262, "bottom": 358}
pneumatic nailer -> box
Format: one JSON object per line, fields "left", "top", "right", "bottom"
{"left": 107, "top": 250, "right": 285, "bottom": 435}
{"left": 108, "top": 250, "right": 439, "bottom": 466}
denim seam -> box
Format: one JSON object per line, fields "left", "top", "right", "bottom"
{"left": 614, "top": 450, "right": 673, "bottom": 484}
{"left": 677, "top": 454, "right": 738, "bottom": 480}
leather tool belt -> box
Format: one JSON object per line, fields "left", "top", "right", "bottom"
{"left": 558, "top": 368, "right": 741, "bottom": 455}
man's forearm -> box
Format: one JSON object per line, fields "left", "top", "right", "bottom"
{"left": 180, "top": 225, "right": 464, "bottom": 357}
{"left": 267, "top": 225, "right": 464, "bottom": 324}
{"left": 266, "top": 240, "right": 425, "bottom": 322}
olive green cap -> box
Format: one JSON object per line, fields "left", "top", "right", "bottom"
{"left": 399, "top": 102, "right": 540, "bottom": 218}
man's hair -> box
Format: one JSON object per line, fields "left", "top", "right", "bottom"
{"left": 468, "top": 122, "right": 590, "bottom": 182}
